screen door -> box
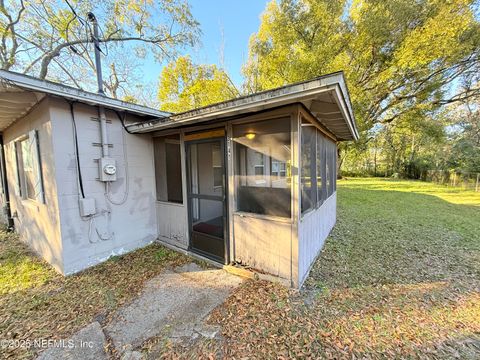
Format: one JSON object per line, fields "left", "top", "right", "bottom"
{"left": 186, "top": 136, "right": 227, "bottom": 262}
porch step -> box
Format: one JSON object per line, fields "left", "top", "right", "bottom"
{"left": 223, "top": 265, "right": 259, "bottom": 280}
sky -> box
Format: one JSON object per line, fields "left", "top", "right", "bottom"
{"left": 141, "top": 0, "right": 269, "bottom": 88}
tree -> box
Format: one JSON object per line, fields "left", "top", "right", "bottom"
{"left": 158, "top": 55, "right": 239, "bottom": 112}
{"left": 0, "top": 0, "right": 199, "bottom": 98}
{"left": 442, "top": 94, "right": 480, "bottom": 172}
{"left": 243, "top": 0, "right": 480, "bottom": 133}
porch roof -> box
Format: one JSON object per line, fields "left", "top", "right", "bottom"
{"left": 0, "top": 70, "right": 169, "bottom": 131}
{"left": 128, "top": 71, "right": 359, "bottom": 141}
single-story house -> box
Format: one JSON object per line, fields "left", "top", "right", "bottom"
{"left": 0, "top": 69, "right": 358, "bottom": 287}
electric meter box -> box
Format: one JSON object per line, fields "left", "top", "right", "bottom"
{"left": 98, "top": 157, "right": 117, "bottom": 182}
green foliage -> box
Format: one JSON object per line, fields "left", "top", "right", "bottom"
{"left": 158, "top": 55, "right": 239, "bottom": 112}
{"left": 443, "top": 99, "right": 480, "bottom": 173}
{"left": 154, "top": 247, "right": 175, "bottom": 261}
{"left": 244, "top": 0, "right": 480, "bottom": 172}
{"left": 0, "top": 0, "right": 200, "bottom": 98}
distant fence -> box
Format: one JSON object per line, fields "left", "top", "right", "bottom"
{"left": 426, "top": 170, "right": 480, "bottom": 192}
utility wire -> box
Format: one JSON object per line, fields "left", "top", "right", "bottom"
{"left": 68, "top": 101, "right": 86, "bottom": 199}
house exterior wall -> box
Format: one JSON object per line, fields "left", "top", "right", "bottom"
{"left": 2, "top": 98, "right": 64, "bottom": 273}
{"left": 48, "top": 98, "right": 157, "bottom": 275}
{"left": 297, "top": 191, "right": 337, "bottom": 286}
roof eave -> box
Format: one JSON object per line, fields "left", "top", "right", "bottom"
{"left": 128, "top": 73, "right": 359, "bottom": 141}
{"left": 0, "top": 70, "right": 170, "bottom": 118}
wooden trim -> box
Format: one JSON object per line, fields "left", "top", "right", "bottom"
{"left": 226, "top": 123, "right": 235, "bottom": 262}
{"left": 152, "top": 122, "right": 226, "bottom": 137}
{"left": 184, "top": 128, "right": 225, "bottom": 141}
{"left": 299, "top": 106, "right": 337, "bottom": 142}
{"left": 233, "top": 211, "right": 293, "bottom": 224}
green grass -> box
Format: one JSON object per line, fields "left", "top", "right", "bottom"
{"left": 0, "top": 235, "right": 191, "bottom": 359}
{"left": 0, "top": 232, "right": 54, "bottom": 295}
{"left": 2, "top": 179, "right": 479, "bottom": 359}
{"left": 165, "top": 178, "right": 480, "bottom": 359}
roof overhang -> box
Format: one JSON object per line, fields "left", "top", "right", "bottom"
{"left": 128, "top": 71, "right": 359, "bottom": 141}
{"left": 0, "top": 70, "right": 170, "bottom": 131}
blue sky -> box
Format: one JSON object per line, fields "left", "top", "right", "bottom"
{"left": 142, "top": 0, "right": 269, "bottom": 88}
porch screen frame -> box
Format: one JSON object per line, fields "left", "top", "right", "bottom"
{"left": 229, "top": 107, "right": 298, "bottom": 223}
{"left": 153, "top": 132, "right": 184, "bottom": 205}
{"left": 298, "top": 108, "right": 337, "bottom": 220}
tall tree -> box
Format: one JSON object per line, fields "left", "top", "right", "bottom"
{"left": 0, "top": 0, "right": 199, "bottom": 98}
{"left": 158, "top": 55, "right": 239, "bottom": 112}
{"left": 442, "top": 93, "right": 480, "bottom": 172}
{"left": 243, "top": 0, "right": 480, "bottom": 133}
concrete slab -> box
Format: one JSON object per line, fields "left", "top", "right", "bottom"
{"left": 36, "top": 322, "right": 107, "bottom": 360}
{"left": 105, "top": 263, "right": 242, "bottom": 354}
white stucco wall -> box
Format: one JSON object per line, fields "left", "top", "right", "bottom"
{"left": 49, "top": 98, "right": 157, "bottom": 275}
{"left": 298, "top": 191, "right": 337, "bottom": 286}
{"left": 3, "top": 98, "right": 64, "bottom": 273}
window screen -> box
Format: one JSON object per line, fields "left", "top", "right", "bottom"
{"left": 233, "top": 118, "right": 291, "bottom": 218}
{"left": 154, "top": 135, "right": 183, "bottom": 203}
{"left": 301, "top": 124, "right": 317, "bottom": 214}
{"left": 212, "top": 143, "right": 223, "bottom": 188}
{"left": 14, "top": 131, "right": 44, "bottom": 203}
{"left": 325, "top": 138, "right": 336, "bottom": 197}
{"left": 18, "top": 138, "right": 36, "bottom": 200}
{"left": 316, "top": 130, "right": 324, "bottom": 206}
{"left": 300, "top": 122, "right": 337, "bottom": 215}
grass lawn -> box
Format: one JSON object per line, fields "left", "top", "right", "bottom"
{"left": 164, "top": 178, "right": 480, "bottom": 359}
{"left": 1, "top": 178, "right": 479, "bottom": 359}
{"left": 0, "top": 236, "right": 191, "bottom": 359}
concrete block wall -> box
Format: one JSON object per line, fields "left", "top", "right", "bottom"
{"left": 48, "top": 98, "right": 157, "bottom": 275}
{"left": 3, "top": 98, "right": 64, "bottom": 273}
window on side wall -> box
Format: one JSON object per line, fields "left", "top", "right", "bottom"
{"left": 13, "top": 130, "right": 44, "bottom": 203}
{"left": 154, "top": 134, "right": 183, "bottom": 204}
{"left": 233, "top": 117, "right": 291, "bottom": 218}
{"left": 325, "top": 139, "right": 336, "bottom": 197}
{"left": 301, "top": 122, "right": 317, "bottom": 214}
{"left": 316, "top": 130, "right": 324, "bottom": 207}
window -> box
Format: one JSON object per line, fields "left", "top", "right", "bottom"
{"left": 300, "top": 120, "right": 337, "bottom": 215}
{"left": 316, "top": 130, "right": 324, "bottom": 206}
{"left": 253, "top": 151, "right": 265, "bottom": 183}
{"left": 212, "top": 143, "right": 222, "bottom": 188}
{"left": 325, "top": 139, "right": 336, "bottom": 197}
{"left": 271, "top": 160, "right": 286, "bottom": 178}
{"left": 333, "top": 143, "right": 337, "bottom": 192}
{"left": 154, "top": 135, "right": 183, "bottom": 204}
{"left": 13, "top": 130, "right": 44, "bottom": 202}
{"left": 301, "top": 123, "right": 317, "bottom": 214}
{"left": 233, "top": 118, "right": 291, "bottom": 218}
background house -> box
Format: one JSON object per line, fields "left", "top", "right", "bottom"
{"left": 0, "top": 70, "right": 357, "bottom": 287}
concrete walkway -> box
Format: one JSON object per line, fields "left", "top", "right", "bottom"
{"left": 37, "top": 263, "right": 242, "bottom": 360}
